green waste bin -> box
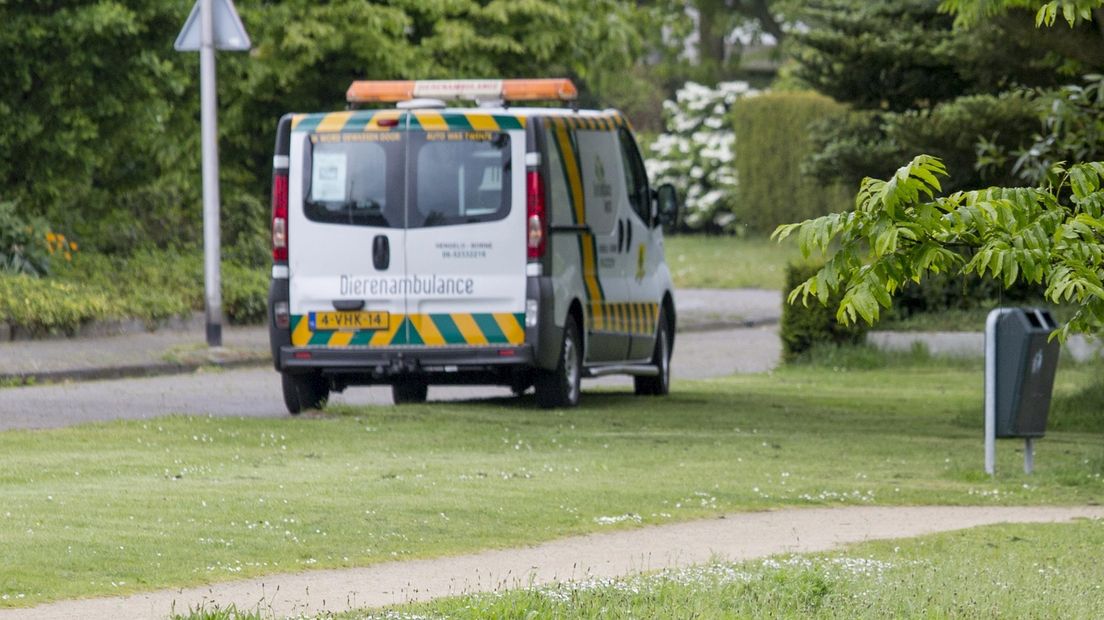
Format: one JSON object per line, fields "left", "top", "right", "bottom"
{"left": 990, "top": 308, "right": 1060, "bottom": 438}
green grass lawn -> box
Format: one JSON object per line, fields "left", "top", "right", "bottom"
{"left": 364, "top": 519, "right": 1104, "bottom": 619}
{"left": 665, "top": 234, "right": 805, "bottom": 290}
{"left": 2, "top": 351, "right": 1102, "bottom": 608}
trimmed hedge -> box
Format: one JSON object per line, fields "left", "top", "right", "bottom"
{"left": 0, "top": 250, "right": 268, "bottom": 336}
{"left": 731, "top": 91, "right": 853, "bottom": 234}
{"left": 780, "top": 262, "right": 868, "bottom": 362}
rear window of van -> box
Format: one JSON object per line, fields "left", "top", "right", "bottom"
{"left": 303, "top": 131, "right": 511, "bottom": 229}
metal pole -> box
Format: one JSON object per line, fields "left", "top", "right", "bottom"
{"left": 1024, "top": 437, "right": 1034, "bottom": 474}
{"left": 984, "top": 309, "right": 1004, "bottom": 475}
{"left": 199, "top": 0, "right": 223, "bottom": 347}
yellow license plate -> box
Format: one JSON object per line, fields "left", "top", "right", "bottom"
{"left": 309, "top": 311, "right": 389, "bottom": 331}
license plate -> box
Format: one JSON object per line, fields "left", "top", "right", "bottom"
{"left": 309, "top": 311, "right": 389, "bottom": 331}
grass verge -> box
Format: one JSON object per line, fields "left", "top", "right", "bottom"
{"left": 360, "top": 519, "right": 1104, "bottom": 619}
{"left": 2, "top": 351, "right": 1102, "bottom": 607}
{"left": 665, "top": 234, "right": 805, "bottom": 290}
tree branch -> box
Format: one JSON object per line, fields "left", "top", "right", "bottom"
{"left": 733, "top": 0, "right": 785, "bottom": 43}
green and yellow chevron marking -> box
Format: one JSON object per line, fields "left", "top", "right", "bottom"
{"left": 290, "top": 110, "right": 527, "bottom": 133}
{"left": 289, "top": 313, "right": 525, "bottom": 348}
{"left": 547, "top": 114, "right": 626, "bottom": 132}
{"left": 586, "top": 302, "right": 659, "bottom": 336}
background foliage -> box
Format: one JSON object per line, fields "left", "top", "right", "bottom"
{"left": 646, "top": 81, "right": 758, "bottom": 232}
{"left": 730, "top": 91, "right": 852, "bottom": 234}
{"left": 779, "top": 262, "right": 869, "bottom": 361}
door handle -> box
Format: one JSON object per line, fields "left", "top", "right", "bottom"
{"left": 625, "top": 219, "right": 633, "bottom": 252}
{"left": 373, "top": 235, "right": 390, "bottom": 270}
{"left": 616, "top": 219, "right": 624, "bottom": 253}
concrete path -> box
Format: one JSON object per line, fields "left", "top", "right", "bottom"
{"left": 868, "top": 330, "right": 1104, "bottom": 362}
{"left": 3, "top": 505, "right": 1100, "bottom": 620}
{"left": 0, "top": 289, "right": 782, "bottom": 384}
{"left": 0, "top": 325, "right": 779, "bottom": 430}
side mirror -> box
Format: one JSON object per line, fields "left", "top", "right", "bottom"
{"left": 655, "top": 183, "right": 680, "bottom": 228}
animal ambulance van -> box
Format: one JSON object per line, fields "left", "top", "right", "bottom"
{"left": 267, "top": 79, "right": 680, "bottom": 412}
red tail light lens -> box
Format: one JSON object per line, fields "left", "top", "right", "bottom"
{"left": 272, "top": 171, "right": 288, "bottom": 261}
{"left": 526, "top": 170, "right": 546, "bottom": 260}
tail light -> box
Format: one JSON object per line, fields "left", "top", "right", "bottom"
{"left": 272, "top": 171, "right": 288, "bottom": 261}
{"left": 526, "top": 170, "right": 546, "bottom": 260}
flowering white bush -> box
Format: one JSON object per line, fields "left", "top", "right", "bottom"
{"left": 645, "top": 81, "right": 758, "bottom": 232}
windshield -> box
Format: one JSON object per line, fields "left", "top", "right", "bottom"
{"left": 304, "top": 131, "right": 511, "bottom": 229}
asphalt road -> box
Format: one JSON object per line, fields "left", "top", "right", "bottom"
{"left": 0, "top": 326, "right": 779, "bottom": 431}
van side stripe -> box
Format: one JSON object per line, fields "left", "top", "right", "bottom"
{"left": 552, "top": 123, "right": 605, "bottom": 311}
{"left": 415, "top": 111, "right": 449, "bottom": 131}
{"left": 465, "top": 113, "right": 499, "bottom": 131}
{"left": 287, "top": 314, "right": 528, "bottom": 347}
{"left": 431, "top": 314, "right": 467, "bottom": 345}
{"left": 293, "top": 115, "right": 323, "bottom": 133}
{"left": 291, "top": 315, "right": 311, "bottom": 346}
{"left": 370, "top": 319, "right": 404, "bottom": 346}
{"left": 411, "top": 314, "right": 446, "bottom": 345}
{"left": 403, "top": 317, "right": 424, "bottom": 345}
{"left": 451, "top": 314, "right": 489, "bottom": 345}
{"left": 350, "top": 330, "right": 374, "bottom": 346}
{"left": 493, "top": 313, "right": 525, "bottom": 344}
{"left": 292, "top": 111, "right": 533, "bottom": 133}
{"left": 329, "top": 331, "right": 355, "bottom": 347}
{"left": 439, "top": 113, "right": 475, "bottom": 131}
{"left": 316, "top": 111, "right": 353, "bottom": 133}
{"left": 473, "top": 313, "right": 508, "bottom": 344}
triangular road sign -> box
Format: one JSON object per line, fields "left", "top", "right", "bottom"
{"left": 174, "top": 0, "right": 252, "bottom": 52}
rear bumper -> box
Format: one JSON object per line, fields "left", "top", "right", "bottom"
{"left": 280, "top": 344, "right": 533, "bottom": 376}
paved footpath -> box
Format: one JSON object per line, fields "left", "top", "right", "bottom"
{"left": 2, "top": 505, "right": 1100, "bottom": 620}
{"left": 0, "top": 288, "right": 782, "bottom": 383}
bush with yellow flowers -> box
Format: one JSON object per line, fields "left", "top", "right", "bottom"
{"left": 0, "top": 199, "right": 75, "bottom": 277}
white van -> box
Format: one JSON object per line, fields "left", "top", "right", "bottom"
{"left": 267, "top": 79, "right": 680, "bottom": 412}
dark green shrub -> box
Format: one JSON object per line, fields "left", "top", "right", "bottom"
{"left": 730, "top": 91, "right": 853, "bottom": 234}
{"left": 889, "top": 271, "right": 1043, "bottom": 319}
{"left": 780, "top": 262, "right": 868, "bottom": 362}
{"left": 223, "top": 263, "right": 269, "bottom": 325}
{"left": 0, "top": 200, "right": 53, "bottom": 276}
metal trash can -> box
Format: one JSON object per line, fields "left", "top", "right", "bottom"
{"left": 985, "top": 308, "right": 1060, "bottom": 474}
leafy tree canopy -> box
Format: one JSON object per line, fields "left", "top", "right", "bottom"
{"left": 777, "top": 0, "right": 1104, "bottom": 339}
{"left": 0, "top": 0, "right": 642, "bottom": 259}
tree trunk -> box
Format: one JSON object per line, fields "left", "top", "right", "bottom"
{"left": 696, "top": 0, "right": 728, "bottom": 67}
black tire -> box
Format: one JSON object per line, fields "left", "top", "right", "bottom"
{"left": 509, "top": 375, "right": 533, "bottom": 396}
{"left": 635, "top": 309, "right": 671, "bottom": 396}
{"left": 535, "top": 317, "right": 582, "bottom": 408}
{"left": 391, "top": 380, "right": 428, "bottom": 405}
{"left": 281, "top": 372, "right": 329, "bottom": 414}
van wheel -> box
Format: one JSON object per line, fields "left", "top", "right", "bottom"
{"left": 536, "top": 318, "right": 581, "bottom": 408}
{"left": 634, "top": 311, "right": 671, "bottom": 396}
{"left": 282, "top": 372, "right": 329, "bottom": 414}
{"left": 391, "top": 381, "right": 428, "bottom": 405}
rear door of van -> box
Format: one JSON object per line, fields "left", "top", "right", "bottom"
{"left": 287, "top": 111, "right": 408, "bottom": 349}
{"left": 402, "top": 111, "right": 527, "bottom": 349}
{"left": 287, "top": 110, "right": 526, "bottom": 352}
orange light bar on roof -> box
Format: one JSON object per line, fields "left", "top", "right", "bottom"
{"left": 346, "top": 79, "right": 578, "bottom": 104}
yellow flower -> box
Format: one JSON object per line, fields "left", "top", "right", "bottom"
{"left": 69, "top": 241, "right": 78, "bottom": 251}
{"left": 64, "top": 252, "right": 72, "bottom": 261}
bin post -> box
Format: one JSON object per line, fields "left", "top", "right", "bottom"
{"left": 984, "top": 308, "right": 1012, "bottom": 476}
{"left": 1024, "top": 437, "right": 1034, "bottom": 474}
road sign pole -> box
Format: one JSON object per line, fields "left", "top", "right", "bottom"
{"left": 199, "top": 0, "right": 223, "bottom": 347}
